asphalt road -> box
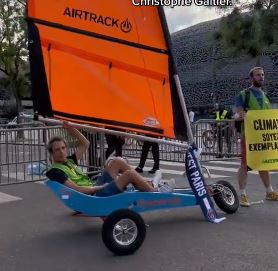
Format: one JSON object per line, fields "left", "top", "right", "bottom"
{"left": 1, "top": 163, "right": 278, "bottom": 271}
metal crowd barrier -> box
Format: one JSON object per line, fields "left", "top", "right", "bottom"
{"left": 123, "top": 119, "right": 241, "bottom": 162}
{"left": 0, "top": 119, "right": 241, "bottom": 185}
{"left": 0, "top": 122, "right": 105, "bottom": 185}
{"left": 192, "top": 118, "right": 241, "bottom": 160}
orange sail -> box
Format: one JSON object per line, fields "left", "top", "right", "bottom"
{"left": 27, "top": 0, "right": 187, "bottom": 140}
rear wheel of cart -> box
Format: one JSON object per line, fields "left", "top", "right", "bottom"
{"left": 212, "top": 180, "right": 239, "bottom": 214}
{"left": 102, "top": 209, "right": 146, "bottom": 256}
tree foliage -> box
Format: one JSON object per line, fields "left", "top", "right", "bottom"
{"left": 0, "top": 0, "right": 29, "bottom": 116}
{"left": 214, "top": 0, "right": 278, "bottom": 63}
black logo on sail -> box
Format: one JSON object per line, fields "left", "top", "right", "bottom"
{"left": 121, "top": 19, "right": 132, "bottom": 33}
{"left": 63, "top": 7, "right": 132, "bottom": 34}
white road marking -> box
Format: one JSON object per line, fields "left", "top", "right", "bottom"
{"left": 208, "top": 161, "right": 278, "bottom": 174}
{"left": 132, "top": 166, "right": 229, "bottom": 179}
{"left": 127, "top": 157, "right": 185, "bottom": 167}
{"left": 204, "top": 165, "right": 277, "bottom": 175}
{"left": 1, "top": 172, "right": 45, "bottom": 181}
{"left": 204, "top": 166, "right": 238, "bottom": 172}
{"left": 250, "top": 200, "right": 264, "bottom": 205}
{"left": 208, "top": 161, "right": 241, "bottom": 166}
{"left": 249, "top": 171, "right": 277, "bottom": 175}
{"left": 0, "top": 192, "right": 22, "bottom": 204}
{"left": 127, "top": 157, "right": 230, "bottom": 178}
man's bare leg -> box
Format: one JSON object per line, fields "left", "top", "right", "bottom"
{"left": 238, "top": 139, "right": 248, "bottom": 193}
{"left": 261, "top": 171, "right": 278, "bottom": 200}
{"left": 105, "top": 157, "right": 132, "bottom": 179}
{"left": 259, "top": 171, "right": 271, "bottom": 189}
{"left": 238, "top": 164, "right": 248, "bottom": 190}
{"left": 116, "top": 170, "right": 155, "bottom": 192}
{"left": 238, "top": 163, "right": 250, "bottom": 207}
{"left": 104, "top": 157, "right": 155, "bottom": 192}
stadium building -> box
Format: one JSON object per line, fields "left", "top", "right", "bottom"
{"left": 172, "top": 18, "right": 278, "bottom": 112}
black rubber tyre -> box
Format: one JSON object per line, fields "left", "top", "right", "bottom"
{"left": 102, "top": 209, "right": 146, "bottom": 256}
{"left": 202, "top": 130, "right": 216, "bottom": 149}
{"left": 212, "top": 180, "right": 239, "bottom": 214}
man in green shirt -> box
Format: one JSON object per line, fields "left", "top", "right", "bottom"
{"left": 235, "top": 66, "right": 278, "bottom": 207}
{"left": 46, "top": 121, "right": 164, "bottom": 196}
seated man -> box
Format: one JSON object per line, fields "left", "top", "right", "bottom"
{"left": 46, "top": 121, "right": 162, "bottom": 196}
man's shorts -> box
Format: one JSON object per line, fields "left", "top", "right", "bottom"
{"left": 94, "top": 170, "right": 122, "bottom": 197}
{"left": 95, "top": 170, "right": 113, "bottom": 185}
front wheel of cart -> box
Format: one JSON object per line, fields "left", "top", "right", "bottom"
{"left": 102, "top": 209, "right": 146, "bottom": 256}
{"left": 212, "top": 180, "right": 239, "bottom": 214}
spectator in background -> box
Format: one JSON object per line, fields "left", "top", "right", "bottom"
{"left": 83, "top": 131, "right": 101, "bottom": 178}
{"left": 105, "top": 134, "right": 125, "bottom": 160}
{"left": 212, "top": 104, "right": 232, "bottom": 158}
{"left": 189, "top": 109, "right": 195, "bottom": 124}
{"left": 188, "top": 109, "right": 195, "bottom": 135}
{"left": 135, "top": 139, "right": 160, "bottom": 174}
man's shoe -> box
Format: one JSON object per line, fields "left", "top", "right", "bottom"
{"left": 135, "top": 167, "right": 143, "bottom": 173}
{"left": 148, "top": 168, "right": 159, "bottom": 174}
{"left": 158, "top": 183, "right": 174, "bottom": 193}
{"left": 161, "top": 178, "right": 176, "bottom": 189}
{"left": 266, "top": 191, "right": 278, "bottom": 201}
{"left": 152, "top": 170, "right": 162, "bottom": 188}
{"left": 239, "top": 194, "right": 251, "bottom": 207}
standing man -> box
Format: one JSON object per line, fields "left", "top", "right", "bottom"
{"left": 189, "top": 109, "right": 195, "bottom": 135}
{"left": 235, "top": 66, "right": 278, "bottom": 207}
{"left": 135, "top": 140, "right": 160, "bottom": 174}
{"left": 105, "top": 134, "right": 125, "bottom": 159}
{"left": 214, "top": 104, "right": 232, "bottom": 158}
{"left": 189, "top": 109, "right": 195, "bottom": 124}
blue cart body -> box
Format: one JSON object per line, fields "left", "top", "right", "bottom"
{"left": 46, "top": 180, "right": 198, "bottom": 217}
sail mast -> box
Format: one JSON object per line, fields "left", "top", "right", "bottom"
{"left": 157, "top": 6, "right": 194, "bottom": 144}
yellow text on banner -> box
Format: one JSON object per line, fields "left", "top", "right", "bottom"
{"left": 245, "top": 109, "right": 278, "bottom": 171}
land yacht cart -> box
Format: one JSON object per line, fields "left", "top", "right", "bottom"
{"left": 26, "top": 0, "right": 239, "bottom": 255}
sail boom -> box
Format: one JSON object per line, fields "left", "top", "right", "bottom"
{"left": 22, "top": 113, "right": 188, "bottom": 149}
{"left": 53, "top": 111, "right": 164, "bottom": 135}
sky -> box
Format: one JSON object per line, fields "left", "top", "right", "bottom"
{"left": 164, "top": 5, "right": 223, "bottom": 33}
